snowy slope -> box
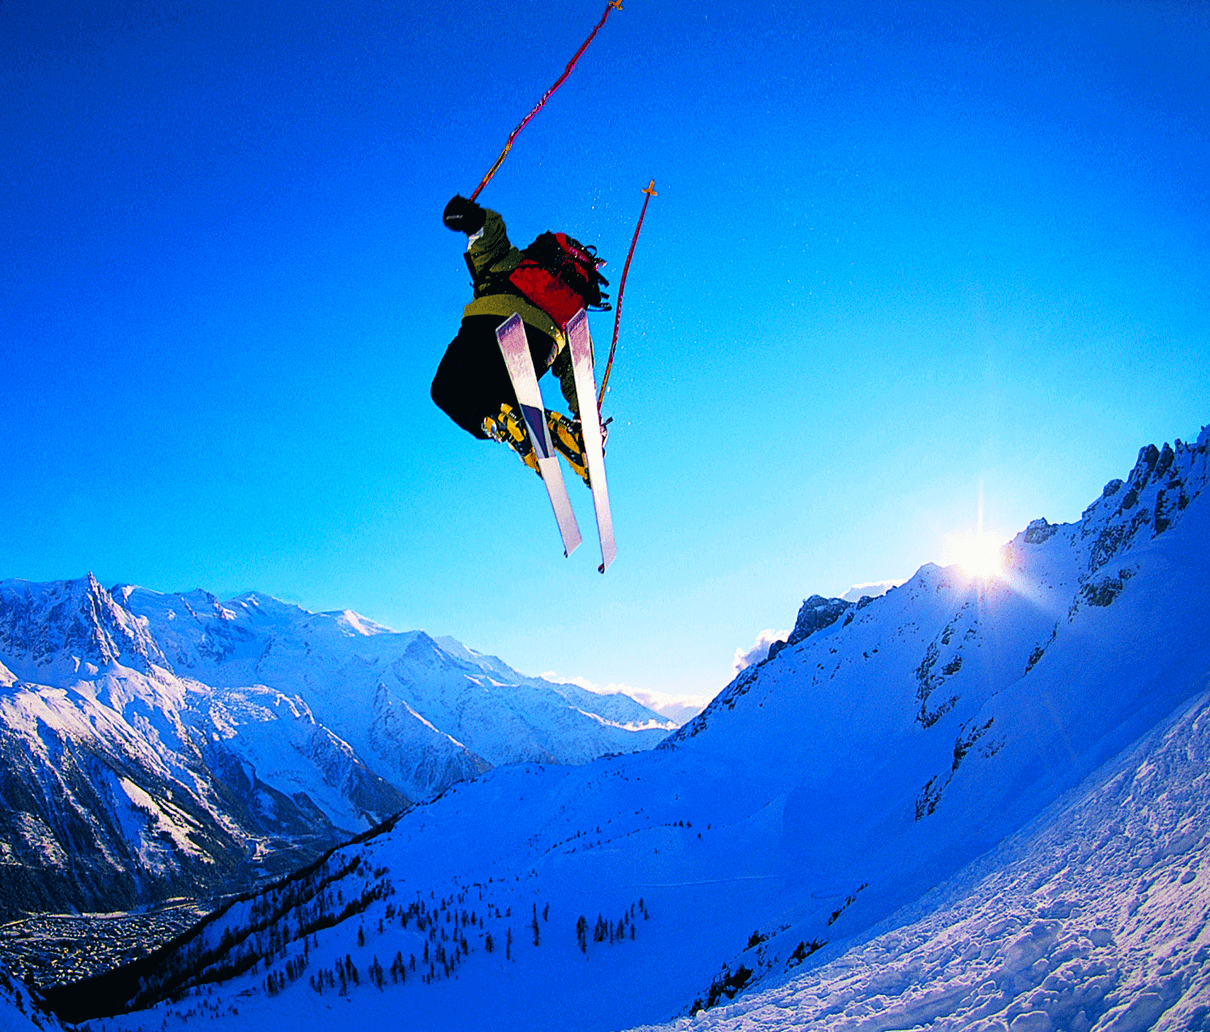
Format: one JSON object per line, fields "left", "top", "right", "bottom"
{"left": 626, "top": 687, "right": 1210, "bottom": 1032}
{"left": 0, "top": 965, "right": 62, "bottom": 1032}
{"left": 56, "top": 425, "right": 1210, "bottom": 1032}
{"left": 0, "top": 580, "right": 672, "bottom": 918}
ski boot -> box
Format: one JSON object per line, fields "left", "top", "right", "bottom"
{"left": 545, "top": 410, "right": 605, "bottom": 488}
{"left": 482, "top": 404, "right": 539, "bottom": 475}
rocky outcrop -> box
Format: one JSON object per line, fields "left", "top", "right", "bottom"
{"left": 767, "top": 595, "right": 854, "bottom": 662}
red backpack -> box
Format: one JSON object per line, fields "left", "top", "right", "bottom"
{"left": 508, "top": 232, "right": 611, "bottom": 328}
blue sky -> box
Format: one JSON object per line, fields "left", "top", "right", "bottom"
{"left": 3, "top": 0, "right": 1207, "bottom": 715}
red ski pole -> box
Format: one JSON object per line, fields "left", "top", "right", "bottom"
{"left": 597, "top": 179, "right": 656, "bottom": 414}
{"left": 469, "top": 1, "right": 623, "bottom": 202}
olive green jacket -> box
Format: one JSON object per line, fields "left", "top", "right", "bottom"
{"left": 461, "top": 209, "right": 579, "bottom": 413}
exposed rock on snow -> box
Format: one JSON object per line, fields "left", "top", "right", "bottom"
{"left": 766, "top": 593, "right": 854, "bottom": 662}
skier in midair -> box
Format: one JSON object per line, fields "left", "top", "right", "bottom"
{"left": 432, "top": 194, "right": 607, "bottom": 485}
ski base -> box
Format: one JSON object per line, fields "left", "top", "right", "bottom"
{"left": 495, "top": 315, "right": 582, "bottom": 558}
{"left": 566, "top": 309, "right": 616, "bottom": 573}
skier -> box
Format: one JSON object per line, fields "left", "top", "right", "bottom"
{"left": 432, "top": 194, "right": 607, "bottom": 485}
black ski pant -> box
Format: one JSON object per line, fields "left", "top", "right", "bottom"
{"left": 431, "top": 314, "right": 557, "bottom": 439}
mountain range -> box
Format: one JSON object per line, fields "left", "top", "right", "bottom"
{"left": 32, "top": 423, "right": 1208, "bottom": 1032}
{"left": 0, "top": 581, "right": 674, "bottom": 918}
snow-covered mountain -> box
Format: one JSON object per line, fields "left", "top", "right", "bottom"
{"left": 0, "top": 581, "right": 674, "bottom": 918}
{"left": 49, "top": 424, "right": 1210, "bottom": 1032}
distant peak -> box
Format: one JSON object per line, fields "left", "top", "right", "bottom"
{"left": 331, "top": 610, "right": 394, "bottom": 637}
{"left": 227, "top": 591, "right": 305, "bottom": 616}
{"left": 0, "top": 573, "right": 165, "bottom": 672}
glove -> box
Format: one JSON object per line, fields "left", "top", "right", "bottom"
{"left": 442, "top": 194, "right": 486, "bottom": 234}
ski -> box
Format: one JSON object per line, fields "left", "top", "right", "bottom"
{"left": 495, "top": 314, "right": 582, "bottom": 558}
{"left": 566, "top": 309, "right": 616, "bottom": 573}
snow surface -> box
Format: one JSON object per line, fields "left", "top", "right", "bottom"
{"left": 57, "top": 426, "right": 1210, "bottom": 1032}
{"left": 629, "top": 688, "right": 1210, "bottom": 1032}
{"left": 0, "top": 965, "right": 61, "bottom": 1032}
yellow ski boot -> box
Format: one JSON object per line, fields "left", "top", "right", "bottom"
{"left": 482, "top": 404, "right": 539, "bottom": 475}
{"left": 546, "top": 410, "right": 591, "bottom": 487}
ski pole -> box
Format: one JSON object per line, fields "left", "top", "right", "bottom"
{"left": 469, "top": 1, "right": 623, "bottom": 202}
{"left": 598, "top": 179, "right": 656, "bottom": 413}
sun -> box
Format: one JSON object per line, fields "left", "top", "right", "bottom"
{"left": 942, "top": 528, "right": 1006, "bottom": 579}
{"left": 957, "top": 536, "right": 1004, "bottom": 579}
{"left": 946, "top": 483, "right": 1007, "bottom": 580}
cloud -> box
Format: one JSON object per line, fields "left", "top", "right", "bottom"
{"left": 841, "top": 580, "right": 902, "bottom": 603}
{"left": 622, "top": 690, "right": 712, "bottom": 726}
{"left": 732, "top": 629, "right": 790, "bottom": 675}
{"left": 539, "top": 672, "right": 710, "bottom": 726}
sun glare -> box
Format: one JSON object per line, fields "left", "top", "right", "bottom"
{"left": 947, "top": 483, "right": 1006, "bottom": 579}
{"left": 957, "top": 537, "right": 1004, "bottom": 579}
